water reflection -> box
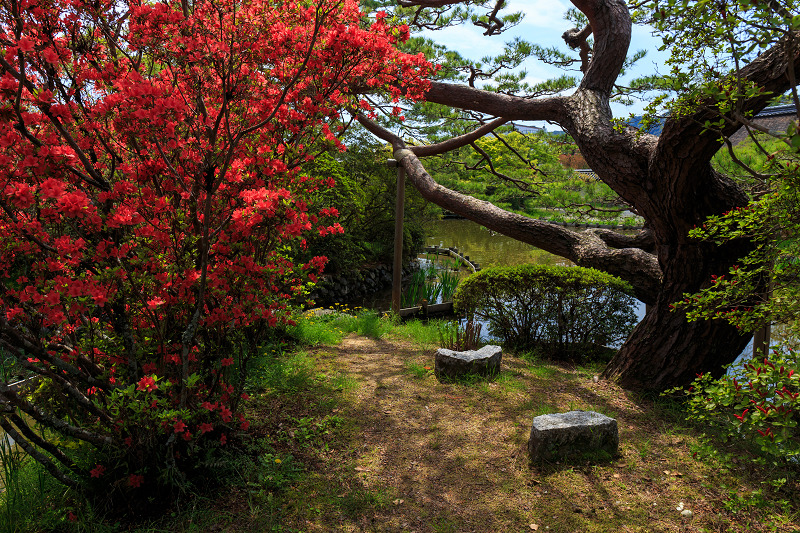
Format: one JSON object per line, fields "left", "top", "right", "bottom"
{"left": 424, "top": 219, "right": 572, "bottom": 269}
{"left": 424, "top": 219, "right": 647, "bottom": 322}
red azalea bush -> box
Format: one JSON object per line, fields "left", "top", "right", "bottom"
{"left": 0, "top": 0, "right": 431, "bottom": 508}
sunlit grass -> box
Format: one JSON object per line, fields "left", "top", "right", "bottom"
{"left": 391, "top": 319, "right": 441, "bottom": 349}
{"left": 404, "top": 361, "right": 434, "bottom": 379}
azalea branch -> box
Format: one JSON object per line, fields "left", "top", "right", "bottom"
{"left": 0, "top": 417, "right": 79, "bottom": 488}
{"left": 0, "top": 385, "right": 113, "bottom": 448}
{"left": 0, "top": 199, "right": 58, "bottom": 253}
{"left": 2, "top": 411, "right": 81, "bottom": 474}
{"left": 235, "top": 2, "right": 328, "bottom": 140}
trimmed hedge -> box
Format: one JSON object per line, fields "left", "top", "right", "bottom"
{"left": 453, "top": 265, "right": 637, "bottom": 361}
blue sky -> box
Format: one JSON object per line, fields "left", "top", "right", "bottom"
{"left": 419, "top": 0, "right": 670, "bottom": 122}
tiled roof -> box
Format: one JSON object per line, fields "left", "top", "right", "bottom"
{"left": 756, "top": 104, "right": 796, "bottom": 117}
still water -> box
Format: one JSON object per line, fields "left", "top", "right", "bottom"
{"left": 425, "top": 220, "right": 781, "bottom": 369}
{"left": 353, "top": 218, "right": 770, "bottom": 366}
{"left": 424, "top": 219, "right": 572, "bottom": 269}
{"left": 422, "top": 219, "right": 646, "bottom": 322}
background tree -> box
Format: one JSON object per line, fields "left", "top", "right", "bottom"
{"left": 357, "top": 0, "right": 800, "bottom": 391}
{"left": 301, "top": 134, "right": 436, "bottom": 276}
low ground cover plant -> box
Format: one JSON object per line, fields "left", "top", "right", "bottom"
{"left": 454, "top": 265, "right": 636, "bottom": 361}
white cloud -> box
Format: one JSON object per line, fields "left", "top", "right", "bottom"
{"left": 509, "top": 0, "right": 570, "bottom": 28}
{"left": 419, "top": 0, "right": 572, "bottom": 61}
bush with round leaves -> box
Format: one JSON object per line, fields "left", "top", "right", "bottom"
{"left": 453, "top": 264, "right": 636, "bottom": 361}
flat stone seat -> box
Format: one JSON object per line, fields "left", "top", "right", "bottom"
{"left": 435, "top": 345, "right": 502, "bottom": 380}
{"left": 528, "top": 410, "right": 618, "bottom": 463}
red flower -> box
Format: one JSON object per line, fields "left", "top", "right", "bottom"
{"left": 89, "top": 464, "right": 106, "bottom": 478}
{"left": 174, "top": 420, "right": 186, "bottom": 433}
{"left": 128, "top": 474, "right": 144, "bottom": 488}
{"left": 17, "top": 37, "right": 35, "bottom": 53}
{"left": 39, "top": 178, "right": 65, "bottom": 199}
{"left": 220, "top": 434, "right": 227, "bottom": 446}
{"left": 199, "top": 422, "right": 213, "bottom": 434}
{"left": 42, "top": 48, "right": 59, "bottom": 64}
{"left": 136, "top": 376, "right": 158, "bottom": 392}
{"left": 221, "top": 357, "right": 234, "bottom": 367}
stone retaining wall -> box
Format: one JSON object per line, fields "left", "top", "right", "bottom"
{"left": 308, "top": 262, "right": 419, "bottom": 306}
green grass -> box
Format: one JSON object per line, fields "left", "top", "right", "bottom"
{"left": 286, "top": 314, "right": 344, "bottom": 346}
{"left": 291, "top": 312, "right": 458, "bottom": 350}
{"left": 286, "top": 307, "right": 395, "bottom": 345}
{"left": 392, "top": 318, "right": 442, "bottom": 349}
{"left": 0, "top": 439, "right": 70, "bottom": 533}
{"left": 247, "top": 350, "right": 316, "bottom": 395}
{"left": 404, "top": 361, "right": 433, "bottom": 379}
{"left": 8, "top": 329, "right": 800, "bottom": 533}
{"left": 493, "top": 372, "right": 527, "bottom": 393}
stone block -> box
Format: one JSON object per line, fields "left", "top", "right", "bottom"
{"left": 435, "top": 345, "right": 502, "bottom": 381}
{"left": 528, "top": 410, "right": 618, "bottom": 463}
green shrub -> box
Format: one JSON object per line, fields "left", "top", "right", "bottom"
{"left": 453, "top": 265, "right": 636, "bottom": 361}
{"left": 672, "top": 349, "right": 800, "bottom": 462}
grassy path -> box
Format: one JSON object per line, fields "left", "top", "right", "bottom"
{"left": 213, "top": 329, "right": 798, "bottom": 533}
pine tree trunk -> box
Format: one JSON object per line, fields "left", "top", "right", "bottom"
{"left": 603, "top": 239, "right": 753, "bottom": 390}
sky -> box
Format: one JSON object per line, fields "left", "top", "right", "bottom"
{"left": 419, "top": 0, "right": 671, "bottom": 124}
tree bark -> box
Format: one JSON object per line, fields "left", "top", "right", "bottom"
{"left": 603, "top": 236, "right": 753, "bottom": 390}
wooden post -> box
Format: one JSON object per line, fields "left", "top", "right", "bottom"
{"left": 389, "top": 159, "right": 405, "bottom": 314}
{"left": 753, "top": 324, "right": 771, "bottom": 358}
{"left": 753, "top": 257, "right": 775, "bottom": 358}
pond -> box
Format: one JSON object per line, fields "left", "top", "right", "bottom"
{"left": 352, "top": 218, "right": 778, "bottom": 366}
{"left": 423, "top": 218, "right": 573, "bottom": 269}
{"left": 354, "top": 218, "right": 647, "bottom": 318}
{"left": 421, "top": 218, "right": 646, "bottom": 319}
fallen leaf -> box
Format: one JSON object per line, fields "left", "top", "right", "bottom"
{"left": 529, "top": 524, "right": 539, "bottom": 531}
{"left": 612, "top": 474, "right": 620, "bottom": 478}
{"left": 355, "top": 466, "right": 370, "bottom": 472}
{"left": 392, "top": 499, "right": 404, "bottom": 505}
{"left": 663, "top": 470, "right": 671, "bottom": 475}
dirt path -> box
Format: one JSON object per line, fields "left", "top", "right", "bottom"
{"left": 295, "top": 333, "right": 753, "bottom": 533}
